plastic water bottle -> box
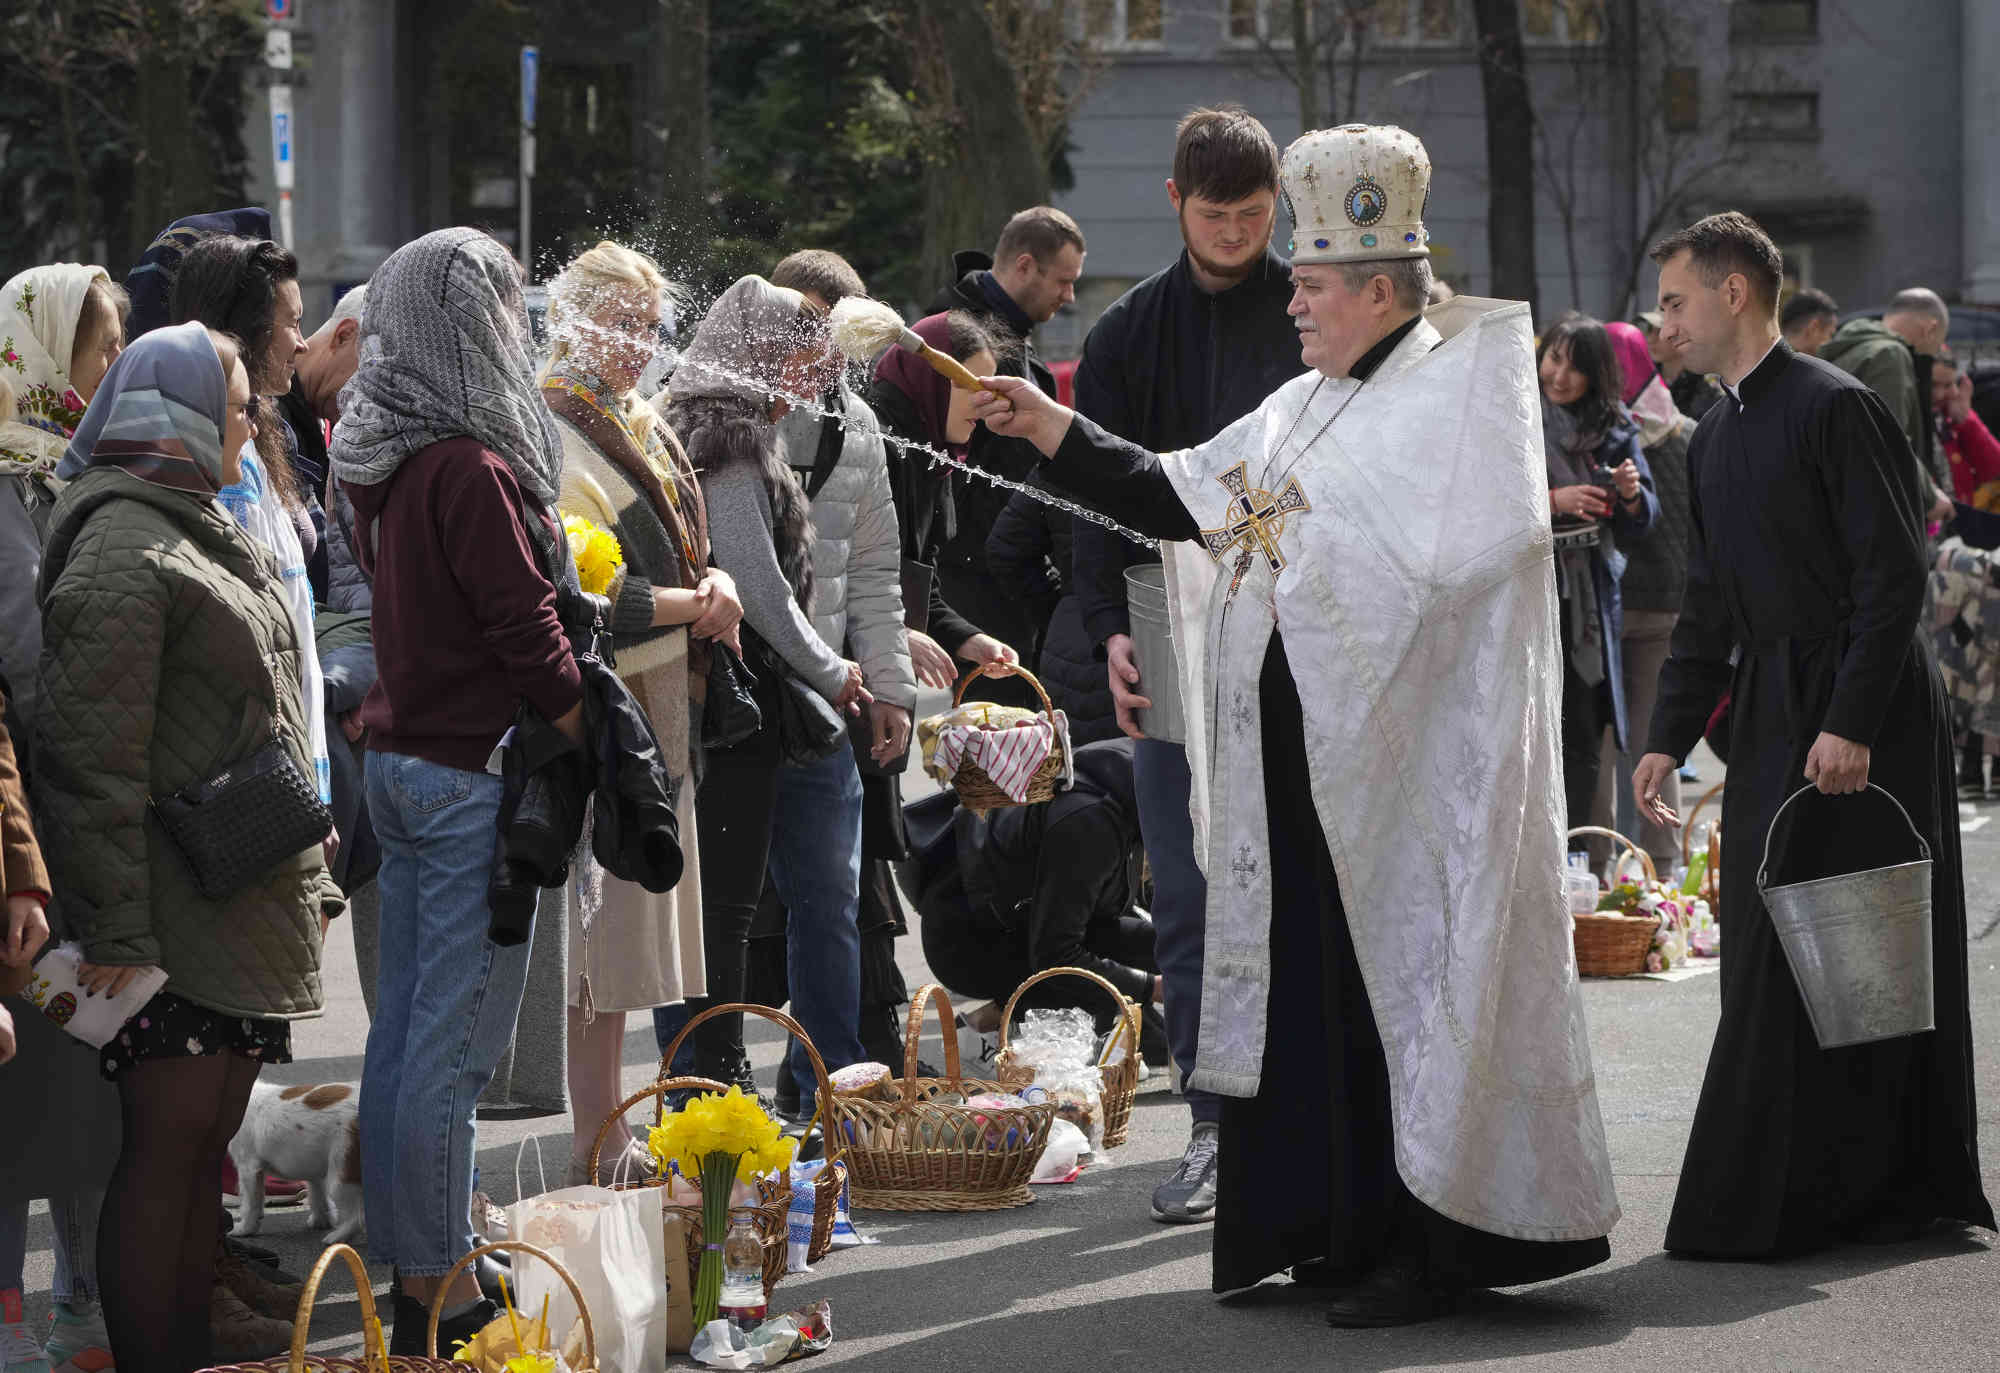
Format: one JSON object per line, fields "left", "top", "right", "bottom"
{"left": 716, "top": 1217, "right": 766, "bottom": 1336}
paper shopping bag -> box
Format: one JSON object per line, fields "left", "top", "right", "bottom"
{"left": 511, "top": 1183, "right": 665, "bottom": 1373}
{"left": 662, "top": 1214, "right": 696, "bottom": 1354}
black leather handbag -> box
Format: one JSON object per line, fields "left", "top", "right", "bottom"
{"left": 151, "top": 739, "right": 333, "bottom": 900}
{"left": 703, "top": 642, "right": 763, "bottom": 750}
{"left": 775, "top": 674, "right": 847, "bottom": 767}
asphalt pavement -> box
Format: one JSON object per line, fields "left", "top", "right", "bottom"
{"left": 15, "top": 744, "right": 1999, "bottom": 1371}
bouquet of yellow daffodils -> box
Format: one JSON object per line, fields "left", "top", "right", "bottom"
{"left": 562, "top": 514, "right": 624, "bottom": 597}
{"left": 646, "top": 1086, "right": 797, "bottom": 1327}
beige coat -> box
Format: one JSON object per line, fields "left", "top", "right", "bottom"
{"left": 557, "top": 431, "right": 705, "bottom": 1014}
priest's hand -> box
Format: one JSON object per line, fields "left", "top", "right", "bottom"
{"left": 1105, "top": 634, "right": 1152, "bottom": 739}
{"left": 1633, "top": 753, "right": 1683, "bottom": 829}
{"left": 1804, "top": 731, "right": 1871, "bottom": 795}
{"left": 1552, "top": 485, "right": 1613, "bottom": 520}
{"left": 970, "top": 375, "right": 1074, "bottom": 458}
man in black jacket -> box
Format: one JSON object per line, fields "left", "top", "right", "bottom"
{"left": 1068, "top": 105, "right": 1302, "bottom": 1224}
{"left": 904, "top": 739, "right": 1166, "bottom": 1063}
{"left": 929, "top": 208, "right": 1086, "bottom": 699}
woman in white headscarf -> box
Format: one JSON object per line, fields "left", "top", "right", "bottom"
{"left": 0, "top": 264, "right": 127, "bottom": 723}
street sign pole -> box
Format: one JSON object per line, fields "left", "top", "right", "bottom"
{"left": 266, "top": 5, "right": 295, "bottom": 249}
{"left": 520, "top": 45, "right": 539, "bottom": 280}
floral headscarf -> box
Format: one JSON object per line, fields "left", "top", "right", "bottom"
{"left": 0, "top": 264, "right": 113, "bottom": 479}
{"left": 668, "top": 275, "right": 818, "bottom": 413}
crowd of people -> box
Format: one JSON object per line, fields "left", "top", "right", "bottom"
{"left": 0, "top": 100, "right": 1992, "bottom": 1373}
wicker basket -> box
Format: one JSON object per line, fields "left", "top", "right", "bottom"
{"left": 589, "top": 1077, "right": 792, "bottom": 1301}
{"left": 196, "top": 1241, "right": 596, "bottom": 1373}
{"left": 1567, "top": 826, "right": 1662, "bottom": 977}
{"left": 1681, "top": 781, "right": 1724, "bottom": 910}
{"left": 922, "top": 663, "right": 1068, "bottom": 812}
{"left": 827, "top": 983, "right": 1055, "bottom": 1212}
{"left": 994, "top": 966, "right": 1143, "bottom": 1149}
{"left": 651, "top": 1001, "right": 849, "bottom": 1266}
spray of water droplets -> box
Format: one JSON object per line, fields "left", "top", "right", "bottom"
{"left": 547, "top": 305, "right": 1162, "bottom": 551}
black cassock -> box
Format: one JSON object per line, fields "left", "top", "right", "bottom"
{"left": 1649, "top": 339, "right": 1995, "bottom": 1256}
{"left": 1042, "top": 383, "right": 1612, "bottom": 1294}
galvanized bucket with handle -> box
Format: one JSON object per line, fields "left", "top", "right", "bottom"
{"left": 1757, "top": 783, "right": 1935, "bottom": 1049}
{"left": 1122, "top": 564, "right": 1186, "bottom": 744}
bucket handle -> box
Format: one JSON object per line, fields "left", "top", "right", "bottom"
{"left": 1756, "top": 783, "right": 1931, "bottom": 892}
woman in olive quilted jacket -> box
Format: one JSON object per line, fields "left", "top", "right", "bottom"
{"left": 34, "top": 323, "right": 342, "bottom": 1373}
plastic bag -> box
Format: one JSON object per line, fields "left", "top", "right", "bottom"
{"left": 689, "top": 1300, "right": 833, "bottom": 1368}
{"left": 1002, "top": 1007, "right": 1105, "bottom": 1153}
{"left": 1030, "top": 1118, "right": 1088, "bottom": 1184}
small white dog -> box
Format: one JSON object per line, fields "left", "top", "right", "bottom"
{"left": 229, "top": 1080, "right": 364, "bottom": 1245}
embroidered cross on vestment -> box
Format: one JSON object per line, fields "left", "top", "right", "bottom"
{"left": 1200, "top": 461, "right": 1311, "bottom": 598}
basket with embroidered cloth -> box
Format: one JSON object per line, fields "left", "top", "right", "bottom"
{"left": 917, "top": 664, "right": 1073, "bottom": 812}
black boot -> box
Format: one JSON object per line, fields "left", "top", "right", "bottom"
{"left": 1323, "top": 1262, "right": 1460, "bottom": 1328}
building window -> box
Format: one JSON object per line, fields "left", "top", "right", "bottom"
{"left": 1086, "top": 0, "right": 1166, "bottom": 46}
{"left": 1522, "top": 0, "right": 1605, "bottom": 44}
{"left": 1662, "top": 66, "right": 1699, "bottom": 133}
{"left": 1225, "top": 1, "right": 1472, "bottom": 49}
{"left": 1730, "top": 1, "right": 1818, "bottom": 41}
{"left": 1731, "top": 91, "right": 1819, "bottom": 140}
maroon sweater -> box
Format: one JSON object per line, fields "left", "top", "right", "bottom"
{"left": 345, "top": 438, "right": 582, "bottom": 773}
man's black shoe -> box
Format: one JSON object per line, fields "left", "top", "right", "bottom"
{"left": 1323, "top": 1264, "right": 1459, "bottom": 1328}
{"left": 390, "top": 1293, "right": 500, "bottom": 1357}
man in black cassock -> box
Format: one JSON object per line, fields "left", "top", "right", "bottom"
{"left": 1634, "top": 212, "right": 1995, "bottom": 1257}
{"left": 974, "top": 124, "right": 1619, "bottom": 1328}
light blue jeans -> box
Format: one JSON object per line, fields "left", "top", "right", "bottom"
{"left": 0, "top": 1191, "right": 100, "bottom": 1305}
{"left": 360, "top": 752, "right": 532, "bottom": 1276}
{"left": 766, "top": 746, "right": 866, "bottom": 1113}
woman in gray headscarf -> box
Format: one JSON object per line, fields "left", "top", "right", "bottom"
{"left": 651, "top": 275, "right": 870, "bottom": 1091}
{"left": 332, "top": 227, "right": 582, "bottom": 1355}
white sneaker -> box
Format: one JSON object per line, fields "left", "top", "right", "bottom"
{"left": 0, "top": 1290, "right": 52, "bottom": 1373}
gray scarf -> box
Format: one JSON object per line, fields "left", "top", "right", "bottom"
{"left": 331, "top": 228, "right": 561, "bottom": 503}
{"left": 1543, "top": 393, "right": 1606, "bottom": 688}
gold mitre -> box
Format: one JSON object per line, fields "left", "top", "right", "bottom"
{"left": 1281, "top": 124, "right": 1432, "bottom": 265}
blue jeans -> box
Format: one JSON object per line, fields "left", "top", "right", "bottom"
{"left": 0, "top": 1191, "right": 100, "bottom": 1305}
{"left": 766, "top": 746, "right": 866, "bottom": 1113}
{"left": 1133, "top": 738, "right": 1219, "bottom": 1125}
{"left": 361, "top": 752, "right": 532, "bottom": 1276}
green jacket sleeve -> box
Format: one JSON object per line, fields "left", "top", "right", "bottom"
{"left": 34, "top": 580, "right": 169, "bottom": 965}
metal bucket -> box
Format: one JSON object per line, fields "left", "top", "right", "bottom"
{"left": 1758, "top": 784, "right": 1935, "bottom": 1049}
{"left": 1123, "top": 564, "right": 1186, "bottom": 745}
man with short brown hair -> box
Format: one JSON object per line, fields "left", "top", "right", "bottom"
{"left": 1067, "top": 102, "right": 1302, "bottom": 1226}
{"left": 1634, "top": 210, "right": 1994, "bottom": 1259}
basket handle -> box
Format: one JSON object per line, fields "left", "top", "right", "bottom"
{"left": 1756, "top": 782, "right": 1931, "bottom": 892}
{"left": 952, "top": 661, "right": 1054, "bottom": 718}
{"left": 1565, "top": 826, "right": 1658, "bottom": 884}
{"left": 997, "top": 966, "right": 1142, "bottom": 1070}
{"left": 1680, "top": 782, "right": 1726, "bottom": 867}
{"left": 652, "top": 1002, "right": 843, "bottom": 1165}
{"left": 587, "top": 1075, "right": 731, "bottom": 1181}
{"left": 901, "top": 982, "right": 960, "bottom": 1101}
{"left": 286, "top": 1243, "right": 387, "bottom": 1373}
{"left": 430, "top": 1240, "right": 598, "bottom": 1367}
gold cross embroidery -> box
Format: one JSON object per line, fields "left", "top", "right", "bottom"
{"left": 1200, "top": 462, "right": 1310, "bottom": 596}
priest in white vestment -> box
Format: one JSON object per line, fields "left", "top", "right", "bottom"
{"left": 972, "top": 125, "right": 1619, "bottom": 1326}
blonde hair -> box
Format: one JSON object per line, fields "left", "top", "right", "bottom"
{"left": 542, "top": 240, "right": 681, "bottom": 429}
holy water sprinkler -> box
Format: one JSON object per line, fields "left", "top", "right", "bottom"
{"left": 829, "top": 297, "right": 989, "bottom": 392}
